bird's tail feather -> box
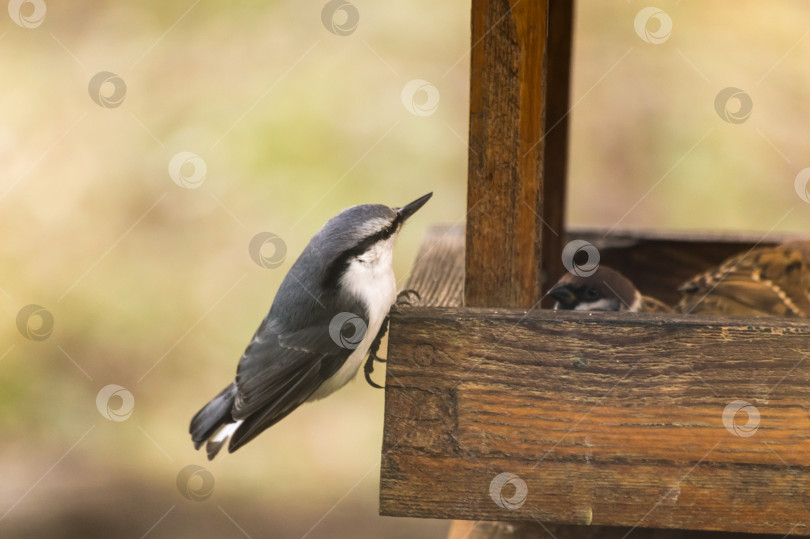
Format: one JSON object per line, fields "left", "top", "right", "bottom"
{"left": 204, "top": 419, "right": 244, "bottom": 460}
{"left": 189, "top": 383, "right": 239, "bottom": 459}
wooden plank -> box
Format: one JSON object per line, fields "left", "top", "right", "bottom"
{"left": 404, "top": 225, "right": 465, "bottom": 308}
{"left": 466, "top": 0, "right": 556, "bottom": 308}
{"left": 381, "top": 307, "right": 810, "bottom": 535}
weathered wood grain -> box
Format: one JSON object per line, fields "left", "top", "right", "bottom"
{"left": 381, "top": 307, "right": 810, "bottom": 535}
{"left": 466, "top": 0, "right": 566, "bottom": 308}
{"left": 404, "top": 225, "right": 465, "bottom": 308}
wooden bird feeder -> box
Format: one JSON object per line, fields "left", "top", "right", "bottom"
{"left": 379, "top": 2, "right": 810, "bottom": 538}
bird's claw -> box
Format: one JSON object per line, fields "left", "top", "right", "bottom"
{"left": 364, "top": 355, "right": 384, "bottom": 389}
{"left": 364, "top": 345, "right": 387, "bottom": 388}
{"left": 392, "top": 289, "right": 421, "bottom": 312}
{"left": 364, "top": 316, "right": 389, "bottom": 389}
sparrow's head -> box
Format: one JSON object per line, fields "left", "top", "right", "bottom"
{"left": 548, "top": 266, "right": 641, "bottom": 312}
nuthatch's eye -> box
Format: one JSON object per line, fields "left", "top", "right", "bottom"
{"left": 585, "top": 287, "right": 599, "bottom": 299}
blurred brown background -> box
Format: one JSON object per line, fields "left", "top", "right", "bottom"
{"left": 1, "top": 1, "right": 809, "bottom": 538}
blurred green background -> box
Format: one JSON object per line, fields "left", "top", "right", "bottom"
{"left": 1, "top": 1, "right": 809, "bottom": 537}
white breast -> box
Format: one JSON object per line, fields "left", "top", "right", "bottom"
{"left": 308, "top": 235, "right": 398, "bottom": 400}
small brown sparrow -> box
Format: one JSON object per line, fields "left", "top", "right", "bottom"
{"left": 548, "top": 266, "right": 673, "bottom": 313}
{"left": 677, "top": 241, "right": 810, "bottom": 317}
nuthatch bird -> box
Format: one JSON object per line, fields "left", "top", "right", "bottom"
{"left": 190, "top": 193, "right": 432, "bottom": 459}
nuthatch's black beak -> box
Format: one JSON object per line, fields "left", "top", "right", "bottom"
{"left": 548, "top": 284, "right": 576, "bottom": 309}
{"left": 397, "top": 192, "right": 432, "bottom": 222}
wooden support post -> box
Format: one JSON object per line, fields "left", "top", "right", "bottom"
{"left": 465, "top": 0, "right": 570, "bottom": 308}
{"left": 463, "top": 0, "right": 576, "bottom": 535}
{"left": 541, "top": 0, "right": 574, "bottom": 296}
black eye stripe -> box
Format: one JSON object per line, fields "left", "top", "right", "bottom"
{"left": 321, "top": 219, "right": 399, "bottom": 289}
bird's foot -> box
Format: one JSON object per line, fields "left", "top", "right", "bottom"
{"left": 364, "top": 316, "right": 389, "bottom": 389}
